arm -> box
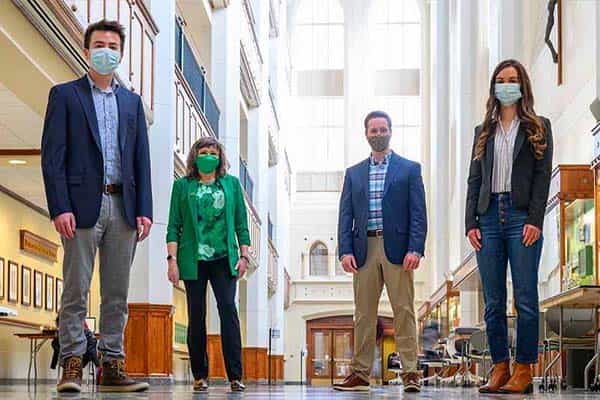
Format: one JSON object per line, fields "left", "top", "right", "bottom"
{"left": 465, "top": 127, "right": 482, "bottom": 235}
{"left": 41, "top": 86, "right": 72, "bottom": 219}
{"left": 337, "top": 170, "right": 354, "bottom": 259}
{"left": 526, "top": 118, "right": 554, "bottom": 230}
{"left": 134, "top": 97, "right": 153, "bottom": 221}
{"left": 235, "top": 179, "right": 251, "bottom": 247}
{"left": 408, "top": 163, "right": 427, "bottom": 256}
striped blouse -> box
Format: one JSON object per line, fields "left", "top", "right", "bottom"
{"left": 492, "top": 118, "right": 520, "bottom": 194}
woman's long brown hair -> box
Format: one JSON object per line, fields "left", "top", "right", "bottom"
{"left": 185, "top": 136, "right": 229, "bottom": 179}
{"left": 473, "top": 59, "right": 547, "bottom": 160}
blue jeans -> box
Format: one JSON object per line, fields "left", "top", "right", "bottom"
{"left": 476, "top": 193, "right": 543, "bottom": 364}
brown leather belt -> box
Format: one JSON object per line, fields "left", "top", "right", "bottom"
{"left": 104, "top": 184, "right": 123, "bottom": 195}
{"left": 367, "top": 229, "right": 384, "bottom": 237}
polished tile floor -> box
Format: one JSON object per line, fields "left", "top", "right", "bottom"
{"left": 1, "top": 384, "right": 599, "bottom": 400}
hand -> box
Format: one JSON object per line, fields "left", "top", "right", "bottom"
{"left": 467, "top": 228, "right": 482, "bottom": 251}
{"left": 341, "top": 255, "right": 358, "bottom": 274}
{"left": 167, "top": 261, "right": 179, "bottom": 285}
{"left": 136, "top": 216, "right": 152, "bottom": 241}
{"left": 236, "top": 257, "right": 248, "bottom": 279}
{"left": 53, "top": 212, "right": 76, "bottom": 239}
{"left": 523, "top": 224, "right": 541, "bottom": 247}
{"left": 403, "top": 253, "right": 421, "bottom": 271}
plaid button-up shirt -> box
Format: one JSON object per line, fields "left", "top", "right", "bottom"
{"left": 368, "top": 152, "right": 391, "bottom": 231}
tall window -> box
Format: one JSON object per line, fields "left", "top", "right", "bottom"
{"left": 290, "top": 0, "right": 344, "bottom": 172}
{"left": 310, "top": 242, "right": 329, "bottom": 276}
{"left": 372, "top": 0, "right": 422, "bottom": 163}
{"left": 335, "top": 245, "right": 345, "bottom": 276}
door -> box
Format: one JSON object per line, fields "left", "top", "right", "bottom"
{"left": 310, "top": 330, "right": 332, "bottom": 382}
{"left": 309, "top": 328, "right": 353, "bottom": 384}
{"left": 333, "top": 330, "right": 353, "bottom": 379}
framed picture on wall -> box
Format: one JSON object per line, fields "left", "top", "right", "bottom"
{"left": 8, "top": 261, "right": 18, "bottom": 303}
{"left": 55, "top": 278, "right": 63, "bottom": 312}
{"left": 0, "top": 257, "right": 5, "bottom": 300}
{"left": 34, "top": 270, "right": 43, "bottom": 309}
{"left": 45, "top": 274, "right": 54, "bottom": 312}
{"left": 21, "top": 266, "right": 31, "bottom": 306}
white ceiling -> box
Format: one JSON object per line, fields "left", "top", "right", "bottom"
{"left": 0, "top": 83, "right": 43, "bottom": 149}
{"left": 0, "top": 83, "right": 46, "bottom": 210}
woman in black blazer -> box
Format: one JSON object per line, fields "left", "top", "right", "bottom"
{"left": 465, "top": 59, "right": 553, "bottom": 394}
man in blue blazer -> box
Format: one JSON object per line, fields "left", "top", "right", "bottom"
{"left": 334, "top": 111, "right": 427, "bottom": 393}
{"left": 41, "top": 20, "right": 152, "bottom": 393}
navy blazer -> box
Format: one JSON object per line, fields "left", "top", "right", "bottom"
{"left": 337, "top": 152, "right": 427, "bottom": 268}
{"left": 41, "top": 76, "right": 153, "bottom": 229}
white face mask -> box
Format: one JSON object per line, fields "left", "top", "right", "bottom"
{"left": 495, "top": 83, "right": 522, "bottom": 106}
{"left": 89, "top": 48, "right": 121, "bottom": 75}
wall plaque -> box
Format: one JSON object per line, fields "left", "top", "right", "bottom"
{"left": 19, "top": 230, "right": 59, "bottom": 262}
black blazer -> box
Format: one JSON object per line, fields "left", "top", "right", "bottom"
{"left": 465, "top": 116, "right": 553, "bottom": 234}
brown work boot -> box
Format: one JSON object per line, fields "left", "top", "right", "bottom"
{"left": 57, "top": 356, "right": 83, "bottom": 393}
{"left": 479, "top": 361, "right": 510, "bottom": 393}
{"left": 193, "top": 378, "right": 208, "bottom": 392}
{"left": 499, "top": 363, "right": 533, "bottom": 394}
{"left": 333, "top": 373, "right": 370, "bottom": 391}
{"left": 98, "top": 359, "right": 149, "bottom": 392}
{"left": 402, "top": 371, "right": 422, "bottom": 393}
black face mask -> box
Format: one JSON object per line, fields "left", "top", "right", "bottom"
{"left": 367, "top": 135, "right": 391, "bottom": 152}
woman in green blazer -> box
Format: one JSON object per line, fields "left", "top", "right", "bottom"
{"left": 166, "top": 136, "right": 251, "bottom": 393}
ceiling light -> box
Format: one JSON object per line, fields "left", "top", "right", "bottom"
{"left": 8, "top": 159, "right": 27, "bottom": 165}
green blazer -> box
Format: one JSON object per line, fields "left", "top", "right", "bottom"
{"left": 166, "top": 175, "right": 251, "bottom": 279}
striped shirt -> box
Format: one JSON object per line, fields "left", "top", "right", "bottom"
{"left": 368, "top": 152, "right": 391, "bottom": 231}
{"left": 492, "top": 118, "right": 520, "bottom": 193}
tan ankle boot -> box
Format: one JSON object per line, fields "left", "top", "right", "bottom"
{"left": 499, "top": 363, "right": 533, "bottom": 394}
{"left": 479, "top": 361, "right": 511, "bottom": 393}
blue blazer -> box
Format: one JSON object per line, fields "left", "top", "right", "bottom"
{"left": 41, "top": 76, "right": 153, "bottom": 229}
{"left": 337, "top": 152, "right": 427, "bottom": 267}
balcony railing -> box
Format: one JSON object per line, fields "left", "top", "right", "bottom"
{"left": 245, "top": 197, "right": 261, "bottom": 269}
{"left": 283, "top": 269, "right": 291, "bottom": 309}
{"left": 240, "top": 0, "right": 263, "bottom": 106}
{"left": 175, "top": 20, "right": 220, "bottom": 136}
{"left": 60, "top": 0, "right": 158, "bottom": 109}
{"left": 267, "top": 239, "right": 279, "bottom": 298}
{"left": 239, "top": 158, "right": 254, "bottom": 202}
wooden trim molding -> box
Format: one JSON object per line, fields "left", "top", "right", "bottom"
{"left": 242, "top": 347, "right": 268, "bottom": 381}
{"left": 124, "top": 303, "right": 174, "bottom": 377}
{"left": 0, "top": 149, "right": 41, "bottom": 156}
{"left": 270, "top": 354, "right": 284, "bottom": 381}
{"left": 207, "top": 334, "right": 226, "bottom": 379}
{"left": 0, "top": 317, "right": 51, "bottom": 330}
{"left": 0, "top": 185, "right": 49, "bottom": 218}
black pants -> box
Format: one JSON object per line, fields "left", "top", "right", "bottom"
{"left": 183, "top": 258, "right": 242, "bottom": 381}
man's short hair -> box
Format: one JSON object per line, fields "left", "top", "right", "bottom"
{"left": 84, "top": 20, "right": 126, "bottom": 52}
{"left": 364, "top": 111, "right": 392, "bottom": 132}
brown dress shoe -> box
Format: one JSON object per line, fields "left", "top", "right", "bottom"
{"left": 333, "top": 373, "right": 370, "bottom": 391}
{"left": 98, "top": 359, "right": 149, "bottom": 392}
{"left": 57, "top": 356, "right": 83, "bottom": 393}
{"left": 479, "top": 361, "right": 510, "bottom": 393}
{"left": 499, "top": 363, "right": 533, "bottom": 394}
{"left": 402, "top": 372, "right": 422, "bottom": 393}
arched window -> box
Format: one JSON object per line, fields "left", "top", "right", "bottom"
{"left": 309, "top": 242, "right": 329, "bottom": 276}
{"left": 335, "top": 245, "right": 345, "bottom": 275}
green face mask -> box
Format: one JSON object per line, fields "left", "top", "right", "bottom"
{"left": 195, "top": 154, "right": 220, "bottom": 174}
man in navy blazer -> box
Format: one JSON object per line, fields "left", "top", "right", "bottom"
{"left": 334, "top": 111, "right": 427, "bottom": 393}
{"left": 41, "top": 20, "right": 151, "bottom": 393}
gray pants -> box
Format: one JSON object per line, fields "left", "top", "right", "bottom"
{"left": 59, "top": 194, "right": 137, "bottom": 362}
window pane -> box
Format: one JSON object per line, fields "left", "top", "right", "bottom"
{"left": 89, "top": 0, "right": 103, "bottom": 23}
{"left": 143, "top": 32, "right": 153, "bottom": 107}
{"left": 310, "top": 243, "right": 329, "bottom": 276}
{"left": 118, "top": 0, "right": 131, "bottom": 85}
{"left": 131, "top": 13, "right": 143, "bottom": 94}
{"left": 106, "top": 0, "right": 118, "bottom": 20}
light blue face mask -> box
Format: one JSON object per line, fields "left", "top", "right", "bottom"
{"left": 494, "top": 83, "right": 522, "bottom": 106}
{"left": 89, "top": 48, "right": 121, "bottom": 75}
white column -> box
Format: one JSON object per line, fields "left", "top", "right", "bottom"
{"left": 209, "top": 2, "right": 242, "bottom": 334}
{"left": 245, "top": 0, "right": 270, "bottom": 350}
{"left": 459, "top": 290, "right": 479, "bottom": 327}
{"left": 431, "top": 0, "right": 450, "bottom": 288}
{"left": 128, "top": 0, "right": 175, "bottom": 306}
{"left": 343, "top": 0, "right": 374, "bottom": 168}
{"left": 455, "top": 0, "right": 478, "bottom": 262}
{"left": 489, "top": 0, "right": 524, "bottom": 70}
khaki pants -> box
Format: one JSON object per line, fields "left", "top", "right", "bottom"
{"left": 350, "top": 237, "right": 418, "bottom": 381}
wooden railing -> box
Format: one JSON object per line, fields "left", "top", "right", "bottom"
{"left": 60, "top": 0, "right": 159, "bottom": 109}
{"left": 267, "top": 238, "right": 279, "bottom": 298}
{"left": 174, "top": 69, "right": 215, "bottom": 161}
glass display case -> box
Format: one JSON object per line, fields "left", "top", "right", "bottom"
{"left": 547, "top": 165, "right": 596, "bottom": 292}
